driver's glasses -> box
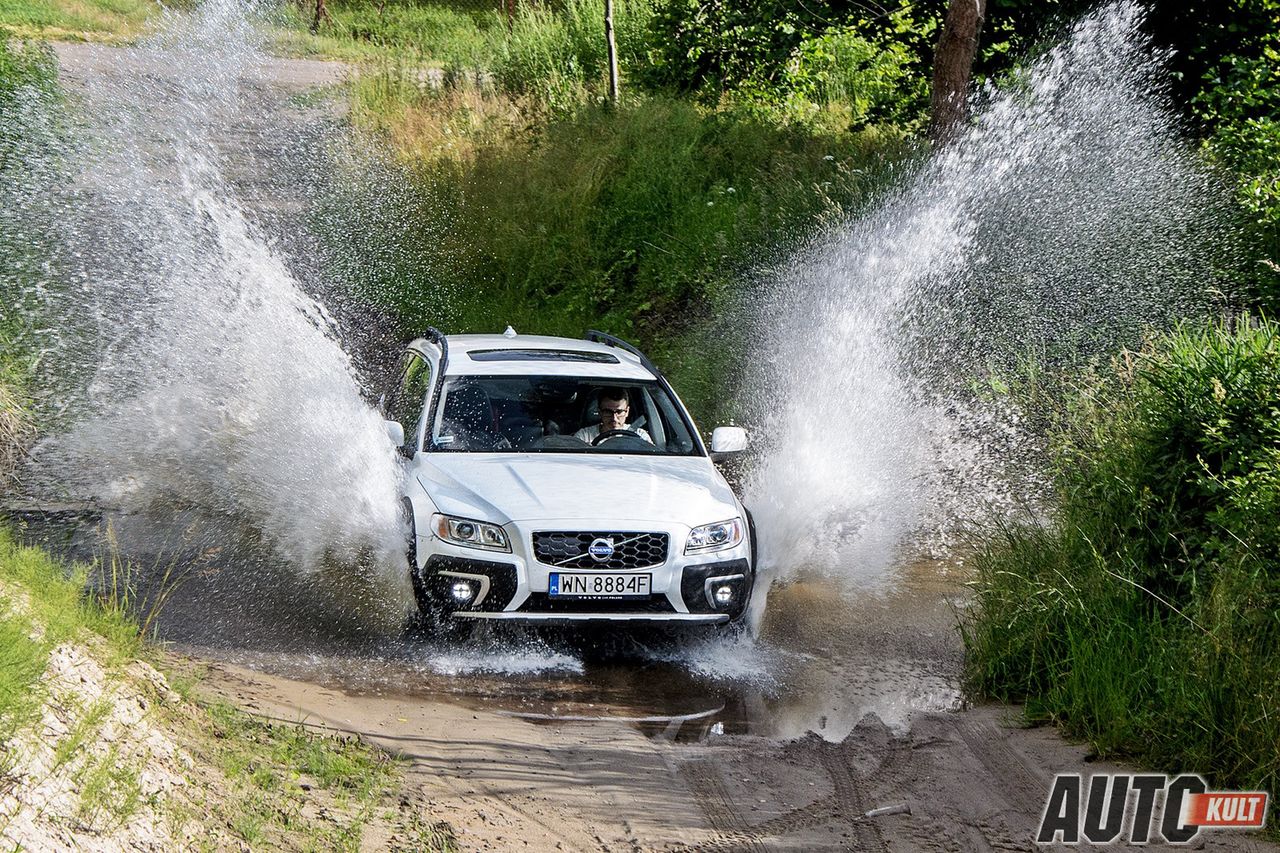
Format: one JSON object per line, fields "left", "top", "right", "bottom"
{"left": 601, "top": 406, "right": 628, "bottom": 418}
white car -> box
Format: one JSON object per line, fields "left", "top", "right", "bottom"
{"left": 382, "top": 328, "right": 755, "bottom": 633}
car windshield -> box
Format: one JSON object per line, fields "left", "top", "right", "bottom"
{"left": 429, "top": 376, "right": 702, "bottom": 456}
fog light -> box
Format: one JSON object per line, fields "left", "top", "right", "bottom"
{"left": 451, "top": 581, "right": 475, "bottom": 603}
{"left": 713, "top": 585, "right": 734, "bottom": 605}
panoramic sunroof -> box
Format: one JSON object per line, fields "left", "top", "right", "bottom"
{"left": 468, "top": 349, "right": 620, "bottom": 364}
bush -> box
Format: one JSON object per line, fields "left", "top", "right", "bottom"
{"left": 641, "top": 1, "right": 934, "bottom": 128}
{"left": 964, "top": 316, "right": 1280, "bottom": 797}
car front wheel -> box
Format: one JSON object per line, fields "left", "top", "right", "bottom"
{"left": 403, "top": 500, "right": 471, "bottom": 642}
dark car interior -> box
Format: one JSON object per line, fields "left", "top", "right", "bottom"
{"left": 432, "top": 376, "right": 698, "bottom": 455}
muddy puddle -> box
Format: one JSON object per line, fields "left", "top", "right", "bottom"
{"left": 9, "top": 507, "right": 966, "bottom": 745}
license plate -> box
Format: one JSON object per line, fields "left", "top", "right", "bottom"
{"left": 549, "top": 572, "right": 651, "bottom": 598}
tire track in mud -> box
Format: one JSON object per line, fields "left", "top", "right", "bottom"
{"left": 677, "top": 760, "right": 771, "bottom": 852}
{"left": 954, "top": 717, "right": 1050, "bottom": 815}
{"left": 669, "top": 714, "right": 1071, "bottom": 853}
{"left": 672, "top": 731, "right": 905, "bottom": 852}
{"left": 952, "top": 715, "right": 1055, "bottom": 850}
{"left": 815, "top": 739, "right": 888, "bottom": 852}
{"left": 868, "top": 714, "right": 1049, "bottom": 853}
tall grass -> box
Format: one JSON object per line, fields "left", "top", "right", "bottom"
{"left": 0, "top": 352, "right": 34, "bottom": 490}
{"left": 332, "top": 93, "right": 913, "bottom": 419}
{"left": 490, "top": 0, "right": 654, "bottom": 107}
{"left": 963, "top": 316, "right": 1280, "bottom": 797}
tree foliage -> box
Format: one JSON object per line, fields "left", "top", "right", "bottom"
{"left": 1153, "top": 0, "right": 1280, "bottom": 304}
{"left": 640, "top": 1, "right": 938, "bottom": 127}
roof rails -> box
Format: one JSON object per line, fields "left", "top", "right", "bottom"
{"left": 585, "top": 330, "right": 662, "bottom": 378}
{"left": 413, "top": 327, "right": 449, "bottom": 373}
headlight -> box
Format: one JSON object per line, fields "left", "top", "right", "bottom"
{"left": 685, "top": 517, "right": 744, "bottom": 554}
{"left": 432, "top": 513, "right": 511, "bottom": 552}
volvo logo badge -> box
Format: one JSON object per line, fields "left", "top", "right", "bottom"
{"left": 588, "top": 538, "right": 615, "bottom": 562}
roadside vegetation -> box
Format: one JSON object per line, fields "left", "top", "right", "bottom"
{"left": 963, "top": 317, "right": 1280, "bottom": 798}
{"left": 0, "top": 527, "right": 455, "bottom": 850}
{"left": 0, "top": 0, "right": 159, "bottom": 41}
{"left": 5, "top": 0, "right": 1275, "bottom": 413}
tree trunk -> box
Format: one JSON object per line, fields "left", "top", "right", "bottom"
{"left": 930, "top": 0, "right": 986, "bottom": 144}
{"left": 310, "top": 0, "right": 329, "bottom": 33}
{"left": 604, "top": 0, "right": 620, "bottom": 105}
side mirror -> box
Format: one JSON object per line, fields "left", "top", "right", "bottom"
{"left": 384, "top": 420, "right": 405, "bottom": 447}
{"left": 710, "top": 426, "right": 748, "bottom": 460}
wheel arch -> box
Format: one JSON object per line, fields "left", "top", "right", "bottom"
{"left": 402, "top": 491, "right": 437, "bottom": 572}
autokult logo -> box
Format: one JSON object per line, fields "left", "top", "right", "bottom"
{"left": 1037, "top": 774, "right": 1268, "bottom": 845}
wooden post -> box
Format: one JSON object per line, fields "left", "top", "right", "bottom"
{"left": 604, "top": 0, "right": 620, "bottom": 105}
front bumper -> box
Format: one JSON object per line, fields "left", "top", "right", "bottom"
{"left": 456, "top": 612, "right": 730, "bottom": 624}
{"left": 415, "top": 523, "right": 753, "bottom": 624}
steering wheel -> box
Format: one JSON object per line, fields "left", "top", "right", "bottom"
{"left": 592, "top": 429, "right": 644, "bottom": 446}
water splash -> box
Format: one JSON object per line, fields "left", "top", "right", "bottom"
{"left": 424, "top": 645, "right": 586, "bottom": 678}
{"left": 9, "top": 0, "right": 410, "bottom": 612}
{"left": 744, "top": 3, "right": 1239, "bottom": 599}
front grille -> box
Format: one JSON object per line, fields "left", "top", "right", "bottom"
{"left": 532, "top": 531, "right": 669, "bottom": 570}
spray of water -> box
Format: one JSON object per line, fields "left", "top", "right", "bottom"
{"left": 1, "top": 0, "right": 1242, "bottom": 676}
{"left": 8, "top": 0, "right": 411, "bottom": 620}
{"left": 744, "top": 3, "right": 1239, "bottom": 604}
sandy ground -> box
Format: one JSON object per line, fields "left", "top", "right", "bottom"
{"left": 199, "top": 660, "right": 1277, "bottom": 853}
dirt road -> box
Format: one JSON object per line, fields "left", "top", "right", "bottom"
{"left": 195, "top": 577, "right": 1277, "bottom": 852}
{"left": 174, "top": 563, "right": 1274, "bottom": 852}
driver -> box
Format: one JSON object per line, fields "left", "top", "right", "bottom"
{"left": 573, "top": 387, "right": 652, "bottom": 445}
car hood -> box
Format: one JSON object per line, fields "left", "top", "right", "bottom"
{"left": 415, "top": 453, "right": 739, "bottom": 526}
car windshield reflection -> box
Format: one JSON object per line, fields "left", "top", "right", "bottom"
{"left": 429, "top": 376, "right": 701, "bottom": 456}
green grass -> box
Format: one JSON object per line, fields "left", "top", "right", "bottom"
{"left": 0, "top": 0, "right": 160, "bottom": 41}
{"left": 0, "top": 611, "right": 47, "bottom": 771}
{"left": 196, "top": 700, "right": 406, "bottom": 850}
{"left": 77, "top": 743, "right": 145, "bottom": 827}
{"left": 271, "top": 0, "right": 501, "bottom": 65}
{"left": 962, "top": 316, "right": 1280, "bottom": 801}
{"left": 0, "top": 529, "right": 145, "bottom": 661}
